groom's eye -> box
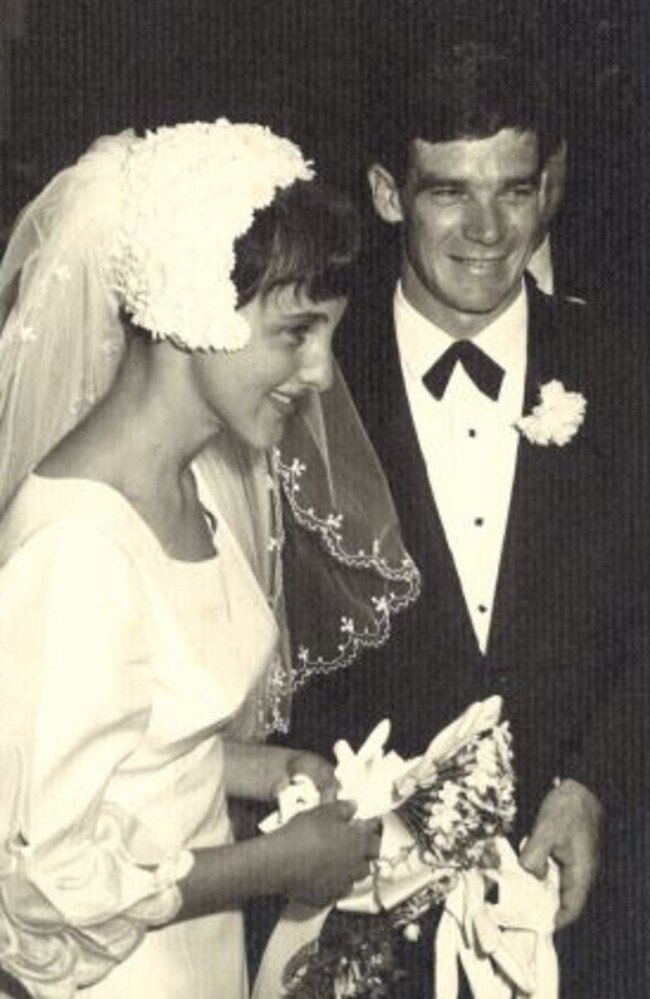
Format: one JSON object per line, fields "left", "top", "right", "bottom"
{"left": 500, "top": 182, "right": 537, "bottom": 202}
{"left": 425, "top": 185, "right": 465, "bottom": 202}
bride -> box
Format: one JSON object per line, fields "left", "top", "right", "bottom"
{"left": 0, "top": 121, "right": 419, "bottom": 998}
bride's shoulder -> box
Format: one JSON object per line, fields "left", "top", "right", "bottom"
{"left": 0, "top": 473, "right": 152, "bottom": 573}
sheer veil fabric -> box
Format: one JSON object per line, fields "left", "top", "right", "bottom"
{"left": 0, "top": 134, "right": 130, "bottom": 515}
{"left": 0, "top": 129, "right": 420, "bottom": 739}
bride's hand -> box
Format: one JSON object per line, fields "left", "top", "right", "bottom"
{"left": 274, "top": 801, "right": 380, "bottom": 907}
{"left": 279, "top": 750, "right": 339, "bottom": 803}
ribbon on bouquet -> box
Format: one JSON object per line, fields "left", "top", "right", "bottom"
{"left": 252, "top": 697, "right": 559, "bottom": 999}
{"left": 435, "top": 838, "right": 559, "bottom": 999}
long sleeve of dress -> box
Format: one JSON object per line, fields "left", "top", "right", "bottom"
{"left": 0, "top": 519, "right": 193, "bottom": 998}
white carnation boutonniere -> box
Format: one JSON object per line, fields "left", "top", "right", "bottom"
{"left": 515, "top": 379, "right": 586, "bottom": 447}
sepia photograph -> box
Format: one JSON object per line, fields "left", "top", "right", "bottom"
{"left": 0, "top": 2, "right": 648, "bottom": 996}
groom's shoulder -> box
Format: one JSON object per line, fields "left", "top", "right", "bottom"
{"left": 335, "top": 240, "right": 400, "bottom": 380}
{"left": 346, "top": 238, "right": 400, "bottom": 318}
{"left": 533, "top": 281, "right": 649, "bottom": 366}
{"left": 535, "top": 285, "right": 650, "bottom": 445}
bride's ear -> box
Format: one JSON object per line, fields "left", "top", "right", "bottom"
{"left": 367, "top": 164, "right": 404, "bottom": 225}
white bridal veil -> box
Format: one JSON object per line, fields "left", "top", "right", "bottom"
{"left": 0, "top": 128, "right": 420, "bottom": 738}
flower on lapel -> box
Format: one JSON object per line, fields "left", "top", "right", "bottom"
{"left": 515, "top": 380, "right": 586, "bottom": 447}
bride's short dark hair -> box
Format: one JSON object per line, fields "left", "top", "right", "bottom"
{"left": 232, "top": 178, "right": 361, "bottom": 306}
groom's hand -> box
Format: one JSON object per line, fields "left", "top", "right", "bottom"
{"left": 519, "top": 779, "right": 603, "bottom": 929}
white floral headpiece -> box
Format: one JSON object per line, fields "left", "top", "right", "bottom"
{"left": 110, "top": 120, "right": 314, "bottom": 351}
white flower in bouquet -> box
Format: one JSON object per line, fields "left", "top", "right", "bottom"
{"left": 256, "top": 697, "right": 527, "bottom": 999}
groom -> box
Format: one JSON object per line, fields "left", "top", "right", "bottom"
{"left": 287, "top": 41, "right": 650, "bottom": 993}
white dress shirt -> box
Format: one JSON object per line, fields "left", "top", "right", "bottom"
{"left": 394, "top": 284, "right": 527, "bottom": 652}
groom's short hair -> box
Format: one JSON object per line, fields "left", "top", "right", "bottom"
{"left": 373, "top": 41, "right": 565, "bottom": 184}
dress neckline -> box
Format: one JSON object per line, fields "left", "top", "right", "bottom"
{"left": 29, "top": 472, "right": 220, "bottom": 568}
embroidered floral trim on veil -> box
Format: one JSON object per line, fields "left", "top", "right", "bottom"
{"left": 274, "top": 446, "right": 420, "bottom": 689}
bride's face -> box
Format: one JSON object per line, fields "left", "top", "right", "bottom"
{"left": 190, "top": 285, "right": 347, "bottom": 449}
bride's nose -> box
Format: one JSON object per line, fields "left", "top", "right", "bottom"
{"left": 298, "top": 332, "right": 334, "bottom": 393}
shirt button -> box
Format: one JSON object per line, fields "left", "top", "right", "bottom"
{"left": 468, "top": 428, "right": 477, "bottom": 438}
{"left": 478, "top": 604, "right": 488, "bottom": 614}
{"left": 474, "top": 517, "right": 484, "bottom": 527}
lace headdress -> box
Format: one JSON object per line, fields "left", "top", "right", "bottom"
{"left": 0, "top": 121, "right": 313, "bottom": 510}
{"left": 112, "top": 121, "right": 314, "bottom": 350}
{"left": 0, "top": 121, "right": 420, "bottom": 738}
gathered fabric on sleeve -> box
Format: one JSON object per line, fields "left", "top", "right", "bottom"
{"left": 0, "top": 515, "right": 194, "bottom": 998}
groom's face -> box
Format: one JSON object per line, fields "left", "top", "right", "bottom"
{"left": 371, "top": 128, "right": 544, "bottom": 337}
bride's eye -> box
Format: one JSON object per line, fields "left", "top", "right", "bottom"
{"left": 283, "top": 324, "right": 311, "bottom": 346}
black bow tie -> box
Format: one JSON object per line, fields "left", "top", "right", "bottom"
{"left": 423, "top": 340, "right": 505, "bottom": 401}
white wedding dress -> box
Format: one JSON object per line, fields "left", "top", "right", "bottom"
{"left": 0, "top": 474, "right": 279, "bottom": 999}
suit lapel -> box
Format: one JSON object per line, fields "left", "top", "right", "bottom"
{"left": 342, "top": 266, "right": 604, "bottom": 668}
{"left": 489, "top": 284, "right": 599, "bottom": 654}
{"left": 488, "top": 285, "right": 550, "bottom": 652}
{"left": 338, "top": 269, "right": 481, "bottom": 655}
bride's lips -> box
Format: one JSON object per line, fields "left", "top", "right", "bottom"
{"left": 269, "top": 390, "right": 300, "bottom": 415}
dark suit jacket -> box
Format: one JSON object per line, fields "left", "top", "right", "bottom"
{"left": 286, "top": 252, "right": 650, "bottom": 828}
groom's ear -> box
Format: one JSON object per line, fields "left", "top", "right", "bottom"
{"left": 539, "top": 139, "right": 568, "bottom": 228}
{"left": 367, "top": 163, "right": 404, "bottom": 225}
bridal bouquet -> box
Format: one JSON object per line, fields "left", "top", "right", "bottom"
{"left": 254, "top": 697, "right": 558, "bottom": 999}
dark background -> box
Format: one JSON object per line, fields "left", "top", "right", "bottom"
{"left": 1, "top": 0, "right": 648, "bottom": 306}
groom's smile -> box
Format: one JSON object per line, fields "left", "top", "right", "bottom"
{"left": 388, "top": 128, "right": 544, "bottom": 338}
